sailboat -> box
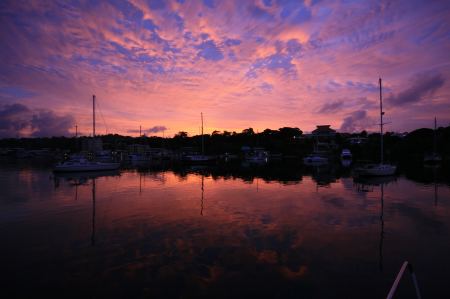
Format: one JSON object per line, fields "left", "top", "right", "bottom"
{"left": 424, "top": 117, "right": 442, "bottom": 164}
{"left": 183, "top": 112, "right": 217, "bottom": 163}
{"left": 54, "top": 95, "right": 120, "bottom": 172}
{"left": 354, "top": 78, "right": 397, "bottom": 176}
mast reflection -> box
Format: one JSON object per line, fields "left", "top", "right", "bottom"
{"left": 433, "top": 166, "right": 439, "bottom": 207}
{"left": 91, "top": 178, "right": 96, "bottom": 246}
{"left": 200, "top": 174, "right": 204, "bottom": 216}
{"left": 354, "top": 176, "right": 396, "bottom": 272}
{"left": 53, "top": 170, "right": 120, "bottom": 246}
{"left": 379, "top": 183, "right": 384, "bottom": 272}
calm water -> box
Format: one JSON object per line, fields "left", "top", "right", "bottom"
{"left": 1, "top": 161, "right": 449, "bottom": 298}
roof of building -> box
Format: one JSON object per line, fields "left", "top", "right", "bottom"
{"left": 312, "top": 125, "right": 336, "bottom": 135}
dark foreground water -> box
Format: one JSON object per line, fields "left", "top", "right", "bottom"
{"left": 1, "top": 161, "right": 449, "bottom": 298}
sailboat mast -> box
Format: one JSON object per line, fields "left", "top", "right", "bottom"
{"left": 379, "top": 78, "right": 383, "bottom": 164}
{"left": 201, "top": 112, "right": 204, "bottom": 155}
{"left": 93, "top": 95, "right": 96, "bottom": 137}
{"left": 434, "top": 117, "right": 437, "bottom": 154}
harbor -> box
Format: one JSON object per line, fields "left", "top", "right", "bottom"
{"left": 2, "top": 0, "right": 450, "bottom": 297}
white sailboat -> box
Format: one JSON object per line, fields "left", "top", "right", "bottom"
{"left": 424, "top": 117, "right": 442, "bottom": 164}
{"left": 183, "top": 112, "right": 216, "bottom": 163}
{"left": 54, "top": 95, "right": 120, "bottom": 172}
{"left": 354, "top": 78, "right": 396, "bottom": 176}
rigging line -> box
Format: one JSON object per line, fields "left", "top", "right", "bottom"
{"left": 95, "top": 97, "right": 109, "bottom": 135}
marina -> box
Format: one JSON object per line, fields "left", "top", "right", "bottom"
{"left": 2, "top": 0, "right": 450, "bottom": 298}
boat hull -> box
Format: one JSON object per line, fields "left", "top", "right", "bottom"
{"left": 54, "top": 163, "right": 120, "bottom": 172}
{"left": 424, "top": 154, "right": 442, "bottom": 164}
{"left": 303, "top": 156, "right": 328, "bottom": 166}
{"left": 182, "top": 155, "right": 217, "bottom": 164}
{"left": 354, "top": 164, "right": 397, "bottom": 176}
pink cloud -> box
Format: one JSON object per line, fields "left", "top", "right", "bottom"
{"left": 1, "top": 0, "right": 449, "bottom": 137}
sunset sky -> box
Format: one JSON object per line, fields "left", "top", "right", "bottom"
{"left": 1, "top": 0, "right": 449, "bottom": 138}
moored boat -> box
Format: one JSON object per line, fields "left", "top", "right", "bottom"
{"left": 340, "top": 149, "right": 352, "bottom": 160}
{"left": 424, "top": 117, "right": 442, "bottom": 164}
{"left": 54, "top": 157, "right": 120, "bottom": 172}
{"left": 54, "top": 95, "right": 120, "bottom": 172}
{"left": 353, "top": 78, "right": 396, "bottom": 177}
{"left": 353, "top": 163, "right": 396, "bottom": 176}
{"left": 303, "top": 154, "right": 328, "bottom": 166}
{"left": 183, "top": 112, "right": 217, "bottom": 164}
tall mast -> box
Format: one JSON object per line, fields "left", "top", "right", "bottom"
{"left": 92, "top": 95, "right": 96, "bottom": 137}
{"left": 433, "top": 117, "right": 437, "bottom": 154}
{"left": 201, "top": 112, "right": 204, "bottom": 155}
{"left": 379, "top": 78, "right": 383, "bottom": 164}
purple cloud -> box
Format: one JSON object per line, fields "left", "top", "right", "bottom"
{"left": 148, "top": 125, "right": 167, "bottom": 133}
{"left": 127, "top": 125, "right": 167, "bottom": 135}
{"left": 387, "top": 73, "right": 445, "bottom": 106}
{"left": 30, "top": 110, "right": 75, "bottom": 137}
{"left": 0, "top": 103, "right": 74, "bottom": 138}
{"left": 0, "top": 103, "right": 30, "bottom": 136}
{"left": 318, "top": 101, "right": 344, "bottom": 114}
{"left": 340, "top": 110, "right": 371, "bottom": 132}
{"left": 196, "top": 40, "right": 224, "bottom": 61}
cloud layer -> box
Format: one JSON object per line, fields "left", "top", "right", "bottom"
{"left": 0, "top": 103, "right": 75, "bottom": 137}
{"left": 1, "top": 0, "right": 450, "bottom": 136}
{"left": 387, "top": 73, "right": 445, "bottom": 106}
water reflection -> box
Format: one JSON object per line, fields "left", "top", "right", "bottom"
{"left": 1, "top": 163, "right": 450, "bottom": 298}
{"left": 91, "top": 178, "right": 96, "bottom": 246}
{"left": 200, "top": 174, "right": 204, "bottom": 216}
{"left": 354, "top": 176, "right": 396, "bottom": 273}
{"left": 53, "top": 170, "right": 121, "bottom": 247}
{"left": 53, "top": 169, "right": 120, "bottom": 187}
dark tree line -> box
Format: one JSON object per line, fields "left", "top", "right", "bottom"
{"left": 1, "top": 126, "right": 450, "bottom": 163}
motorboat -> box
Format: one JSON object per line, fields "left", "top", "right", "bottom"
{"left": 183, "top": 154, "right": 217, "bottom": 163}
{"left": 340, "top": 149, "right": 352, "bottom": 160}
{"left": 424, "top": 153, "right": 442, "bottom": 164}
{"left": 303, "top": 154, "right": 328, "bottom": 166}
{"left": 340, "top": 149, "right": 352, "bottom": 167}
{"left": 245, "top": 148, "right": 269, "bottom": 164}
{"left": 128, "top": 153, "right": 149, "bottom": 162}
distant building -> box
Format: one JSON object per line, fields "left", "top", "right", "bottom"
{"left": 314, "top": 125, "right": 337, "bottom": 152}
{"left": 311, "top": 125, "right": 336, "bottom": 138}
